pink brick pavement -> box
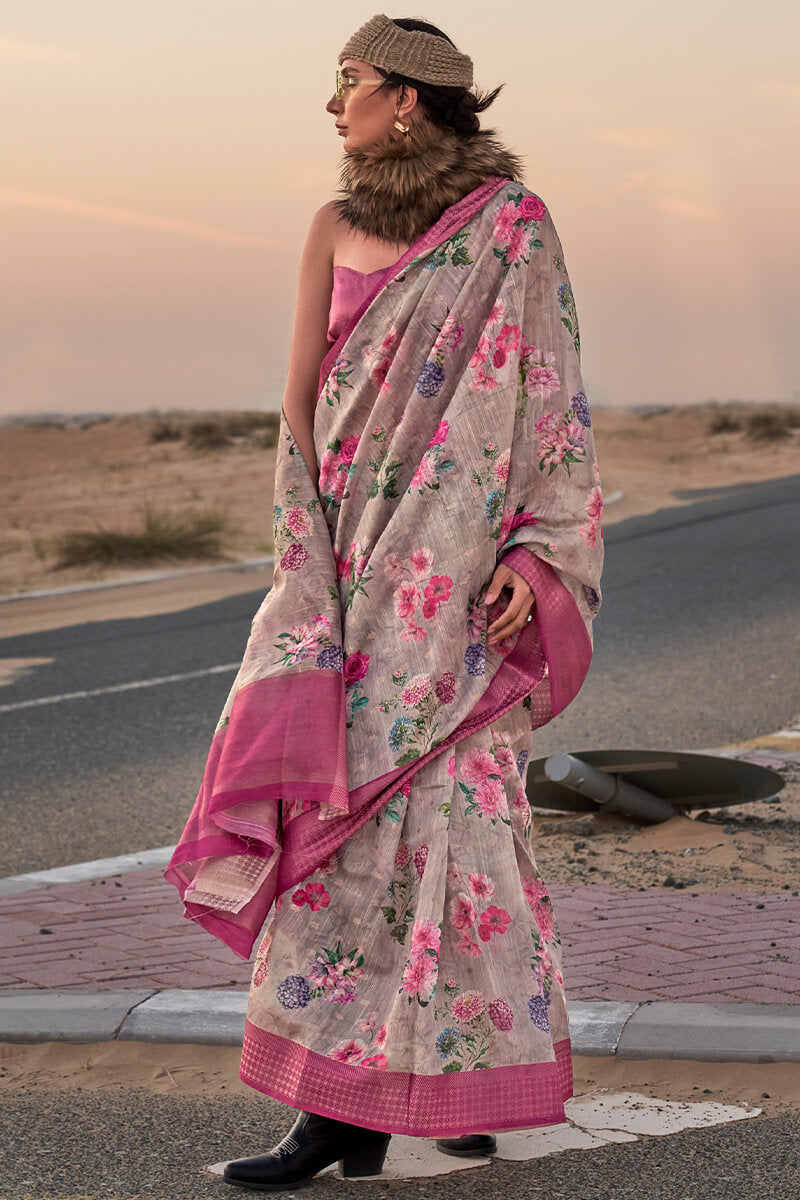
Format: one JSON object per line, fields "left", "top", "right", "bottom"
{"left": 0, "top": 867, "right": 798, "bottom": 1003}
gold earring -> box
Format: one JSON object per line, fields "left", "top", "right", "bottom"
{"left": 393, "top": 118, "right": 410, "bottom": 135}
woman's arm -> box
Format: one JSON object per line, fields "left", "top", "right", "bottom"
{"left": 281, "top": 202, "right": 338, "bottom": 488}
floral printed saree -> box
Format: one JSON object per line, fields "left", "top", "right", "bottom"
{"left": 166, "top": 175, "right": 604, "bottom": 1136}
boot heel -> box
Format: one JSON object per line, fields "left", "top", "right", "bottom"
{"left": 339, "top": 1135, "right": 390, "bottom": 1178}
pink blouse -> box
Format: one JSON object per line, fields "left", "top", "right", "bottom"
{"left": 327, "top": 265, "right": 393, "bottom": 347}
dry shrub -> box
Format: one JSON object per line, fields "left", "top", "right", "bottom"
{"left": 149, "top": 419, "right": 182, "bottom": 443}
{"left": 52, "top": 507, "right": 231, "bottom": 568}
{"left": 708, "top": 412, "right": 742, "bottom": 434}
{"left": 745, "top": 410, "right": 792, "bottom": 443}
{"left": 186, "top": 420, "right": 232, "bottom": 451}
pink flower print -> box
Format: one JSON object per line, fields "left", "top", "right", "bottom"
{"left": 357, "top": 1012, "right": 378, "bottom": 1034}
{"left": 395, "top": 842, "right": 411, "bottom": 870}
{"left": 437, "top": 313, "right": 464, "bottom": 353}
{"left": 334, "top": 545, "right": 352, "bottom": 581}
{"left": 413, "top": 845, "right": 429, "bottom": 879}
{"left": 460, "top": 747, "right": 495, "bottom": 785}
{"left": 520, "top": 194, "right": 547, "bottom": 221}
{"left": 401, "top": 952, "right": 437, "bottom": 999}
{"left": 425, "top": 575, "right": 453, "bottom": 604}
{"left": 384, "top": 551, "right": 406, "bottom": 583}
{"left": 469, "top": 333, "right": 492, "bottom": 370}
{"left": 330, "top": 1039, "right": 367, "bottom": 1063}
{"left": 489, "top": 299, "right": 507, "bottom": 325}
{"left": 534, "top": 899, "right": 557, "bottom": 940}
{"left": 447, "top": 752, "right": 455, "bottom": 778}
{"left": 493, "top": 742, "right": 516, "bottom": 772}
{"left": 475, "top": 778, "right": 509, "bottom": 818}
{"left": 451, "top": 989, "right": 486, "bottom": 1022}
{"left": 493, "top": 451, "right": 511, "bottom": 483}
{"left": 467, "top": 872, "right": 495, "bottom": 900}
{"left": 285, "top": 506, "right": 311, "bottom": 538}
{"left": 305, "top": 883, "right": 330, "bottom": 911}
{"left": 428, "top": 420, "right": 449, "bottom": 447}
{"left": 435, "top": 671, "right": 456, "bottom": 704}
{"left": 493, "top": 200, "right": 518, "bottom": 243}
{"left": 496, "top": 324, "right": 521, "bottom": 354}
{"left": 579, "top": 519, "right": 600, "bottom": 548}
{"left": 343, "top": 651, "right": 370, "bottom": 685}
{"left": 586, "top": 486, "right": 604, "bottom": 522}
{"left": 422, "top": 598, "right": 438, "bottom": 619}
{"left": 493, "top": 347, "right": 507, "bottom": 369}
{"left": 445, "top": 861, "right": 463, "bottom": 888}
{"left": 400, "top": 673, "right": 432, "bottom": 707}
{"left": 457, "top": 934, "right": 483, "bottom": 957}
{"left": 506, "top": 224, "right": 528, "bottom": 265}
{"left": 381, "top": 326, "right": 400, "bottom": 353}
{"left": 478, "top": 905, "right": 511, "bottom": 941}
{"left": 376, "top": 1023, "right": 388, "bottom": 1048}
{"left": 409, "top": 546, "right": 434, "bottom": 578}
{"left": 290, "top": 883, "right": 330, "bottom": 910}
{"left": 318, "top": 447, "right": 338, "bottom": 492}
{"left": 514, "top": 787, "right": 527, "bottom": 810}
{"left": 361, "top": 1053, "right": 388, "bottom": 1070}
{"left": 472, "top": 366, "right": 498, "bottom": 392}
{"left": 410, "top": 451, "right": 437, "bottom": 491}
{"left": 488, "top": 998, "right": 515, "bottom": 1031}
{"left": 395, "top": 582, "right": 421, "bottom": 620}
{"left": 401, "top": 621, "right": 427, "bottom": 643}
{"left": 253, "top": 959, "right": 269, "bottom": 987}
{"left": 410, "top": 916, "right": 440, "bottom": 953}
{"left": 511, "top": 510, "right": 538, "bottom": 531}
{"left": 339, "top": 435, "right": 360, "bottom": 464}
{"left": 450, "top": 892, "right": 477, "bottom": 930}
{"left": 521, "top": 876, "right": 550, "bottom": 910}
{"left": 331, "top": 466, "right": 348, "bottom": 505}
{"left": 256, "top": 930, "right": 272, "bottom": 958}
{"left": 286, "top": 623, "right": 318, "bottom": 663}
{"left": 528, "top": 362, "right": 561, "bottom": 397}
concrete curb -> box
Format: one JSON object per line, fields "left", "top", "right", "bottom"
{"left": 0, "top": 844, "right": 177, "bottom": 897}
{"left": 0, "top": 556, "right": 274, "bottom": 604}
{"left": 1, "top": 990, "right": 799, "bottom": 1062}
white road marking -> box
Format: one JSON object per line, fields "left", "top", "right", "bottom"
{"left": 0, "top": 663, "right": 239, "bottom": 713}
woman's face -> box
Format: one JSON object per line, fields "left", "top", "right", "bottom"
{"left": 326, "top": 57, "right": 414, "bottom": 153}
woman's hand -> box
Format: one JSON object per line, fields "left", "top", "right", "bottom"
{"left": 485, "top": 563, "right": 535, "bottom": 648}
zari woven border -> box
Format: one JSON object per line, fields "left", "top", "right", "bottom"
{"left": 240, "top": 1020, "right": 573, "bottom": 1138}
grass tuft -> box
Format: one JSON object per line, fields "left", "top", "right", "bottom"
{"left": 186, "top": 420, "right": 232, "bottom": 451}
{"left": 149, "top": 419, "right": 182, "bottom": 443}
{"left": 708, "top": 412, "right": 741, "bottom": 434}
{"left": 52, "top": 507, "right": 231, "bottom": 568}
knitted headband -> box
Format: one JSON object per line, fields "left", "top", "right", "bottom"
{"left": 338, "top": 14, "right": 474, "bottom": 89}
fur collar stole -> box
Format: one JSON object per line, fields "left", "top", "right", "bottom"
{"left": 333, "top": 117, "right": 524, "bottom": 247}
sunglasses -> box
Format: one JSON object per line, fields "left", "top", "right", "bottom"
{"left": 335, "top": 68, "right": 385, "bottom": 99}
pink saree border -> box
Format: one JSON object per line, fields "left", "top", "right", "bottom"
{"left": 240, "top": 1020, "right": 573, "bottom": 1138}
{"left": 317, "top": 175, "right": 510, "bottom": 397}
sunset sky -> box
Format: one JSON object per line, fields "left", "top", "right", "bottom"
{"left": 1, "top": 1, "right": 798, "bottom": 414}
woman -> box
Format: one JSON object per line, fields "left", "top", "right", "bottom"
{"left": 166, "top": 13, "right": 604, "bottom": 1190}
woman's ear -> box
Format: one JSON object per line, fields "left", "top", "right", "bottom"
{"left": 395, "top": 83, "right": 418, "bottom": 122}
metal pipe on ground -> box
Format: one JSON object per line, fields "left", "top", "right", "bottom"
{"left": 544, "top": 753, "right": 679, "bottom": 823}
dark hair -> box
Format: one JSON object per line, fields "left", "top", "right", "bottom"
{"left": 374, "top": 17, "right": 503, "bottom": 136}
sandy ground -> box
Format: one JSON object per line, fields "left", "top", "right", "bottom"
{"left": 2, "top": 401, "right": 798, "bottom": 601}
{"left": 530, "top": 738, "right": 800, "bottom": 894}
{"left": 0, "top": 1040, "right": 796, "bottom": 1119}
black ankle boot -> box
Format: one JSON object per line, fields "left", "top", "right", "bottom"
{"left": 223, "top": 1109, "right": 391, "bottom": 1191}
{"left": 435, "top": 1133, "right": 497, "bottom": 1157}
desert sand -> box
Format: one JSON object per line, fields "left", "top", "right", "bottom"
{"left": 2, "top": 401, "right": 798, "bottom": 602}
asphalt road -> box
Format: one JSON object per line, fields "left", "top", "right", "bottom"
{"left": 0, "top": 1087, "right": 796, "bottom": 1199}
{"left": 1, "top": 475, "right": 798, "bottom": 877}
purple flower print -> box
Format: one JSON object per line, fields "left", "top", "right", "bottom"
{"left": 413, "top": 845, "right": 429, "bottom": 878}
{"left": 516, "top": 748, "right": 530, "bottom": 778}
{"left": 416, "top": 360, "right": 446, "bottom": 398}
{"left": 435, "top": 671, "right": 456, "bottom": 704}
{"left": 464, "top": 642, "right": 486, "bottom": 676}
{"left": 276, "top": 974, "right": 312, "bottom": 1010}
{"left": 528, "top": 993, "right": 551, "bottom": 1032}
{"left": 315, "top": 644, "right": 343, "bottom": 670}
{"left": 585, "top": 586, "right": 600, "bottom": 611}
{"left": 571, "top": 390, "right": 592, "bottom": 428}
{"left": 279, "top": 543, "right": 309, "bottom": 572}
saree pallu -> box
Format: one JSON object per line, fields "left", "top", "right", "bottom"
{"left": 166, "top": 175, "right": 604, "bottom": 1135}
